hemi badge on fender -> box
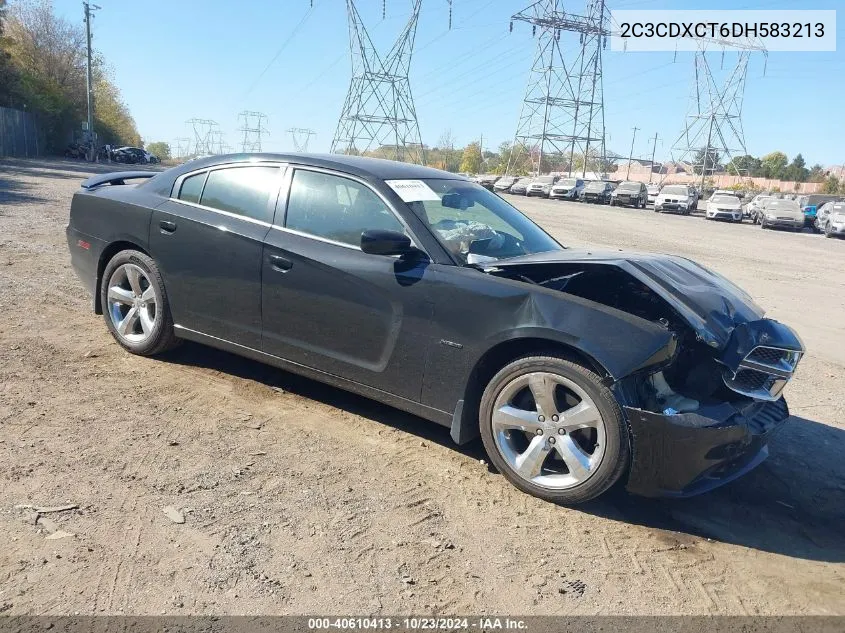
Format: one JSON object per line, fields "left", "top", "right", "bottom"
{"left": 440, "top": 339, "right": 463, "bottom": 349}
{"left": 77, "top": 239, "right": 90, "bottom": 250}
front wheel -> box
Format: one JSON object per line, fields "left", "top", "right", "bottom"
{"left": 479, "top": 356, "right": 629, "bottom": 504}
{"left": 100, "top": 250, "right": 180, "bottom": 356}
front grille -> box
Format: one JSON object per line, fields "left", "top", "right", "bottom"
{"left": 732, "top": 368, "right": 773, "bottom": 392}
{"left": 722, "top": 345, "right": 800, "bottom": 401}
{"left": 747, "top": 347, "right": 788, "bottom": 365}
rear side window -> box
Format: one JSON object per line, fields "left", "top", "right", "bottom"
{"left": 285, "top": 169, "right": 404, "bottom": 247}
{"left": 199, "top": 166, "right": 279, "bottom": 223}
{"left": 178, "top": 172, "right": 206, "bottom": 204}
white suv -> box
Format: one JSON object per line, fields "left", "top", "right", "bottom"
{"left": 654, "top": 185, "right": 696, "bottom": 215}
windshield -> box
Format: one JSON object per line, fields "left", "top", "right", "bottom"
{"left": 766, "top": 200, "right": 800, "bottom": 212}
{"left": 557, "top": 178, "right": 577, "bottom": 187}
{"left": 617, "top": 181, "right": 640, "bottom": 191}
{"left": 406, "top": 179, "right": 562, "bottom": 264}
{"left": 711, "top": 195, "right": 738, "bottom": 204}
{"left": 661, "top": 186, "right": 688, "bottom": 196}
{"left": 585, "top": 181, "right": 606, "bottom": 191}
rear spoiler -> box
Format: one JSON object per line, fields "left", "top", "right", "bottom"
{"left": 80, "top": 171, "right": 157, "bottom": 190}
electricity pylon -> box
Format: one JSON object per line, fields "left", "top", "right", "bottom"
{"left": 331, "top": 0, "right": 425, "bottom": 164}
{"left": 187, "top": 119, "right": 220, "bottom": 156}
{"left": 506, "top": 0, "right": 609, "bottom": 177}
{"left": 287, "top": 128, "right": 316, "bottom": 152}
{"left": 238, "top": 111, "right": 269, "bottom": 153}
{"left": 670, "top": 37, "right": 767, "bottom": 189}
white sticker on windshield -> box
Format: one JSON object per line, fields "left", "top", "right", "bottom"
{"left": 385, "top": 179, "right": 440, "bottom": 202}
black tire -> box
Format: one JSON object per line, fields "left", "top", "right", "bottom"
{"left": 825, "top": 223, "right": 834, "bottom": 238}
{"left": 100, "top": 249, "right": 180, "bottom": 356}
{"left": 478, "top": 355, "right": 629, "bottom": 505}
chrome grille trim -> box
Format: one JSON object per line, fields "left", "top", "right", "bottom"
{"left": 722, "top": 345, "right": 802, "bottom": 402}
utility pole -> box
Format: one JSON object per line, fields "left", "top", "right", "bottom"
{"left": 83, "top": 2, "right": 100, "bottom": 159}
{"left": 287, "top": 128, "right": 316, "bottom": 152}
{"left": 700, "top": 114, "right": 715, "bottom": 193}
{"left": 648, "top": 132, "right": 659, "bottom": 184}
{"left": 626, "top": 126, "right": 639, "bottom": 180}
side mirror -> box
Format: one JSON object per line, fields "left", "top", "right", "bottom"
{"left": 361, "top": 229, "right": 421, "bottom": 258}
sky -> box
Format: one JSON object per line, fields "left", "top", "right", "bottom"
{"left": 50, "top": 0, "right": 845, "bottom": 166}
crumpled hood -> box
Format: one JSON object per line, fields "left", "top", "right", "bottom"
{"left": 489, "top": 249, "right": 765, "bottom": 349}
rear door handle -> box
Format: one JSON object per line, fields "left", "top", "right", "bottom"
{"left": 269, "top": 254, "right": 293, "bottom": 272}
{"left": 159, "top": 220, "right": 177, "bottom": 234}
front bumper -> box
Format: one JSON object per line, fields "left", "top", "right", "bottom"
{"left": 656, "top": 203, "right": 688, "bottom": 213}
{"left": 526, "top": 189, "right": 549, "bottom": 197}
{"left": 549, "top": 190, "right": 577, "bottom": 199}
{"left": 763, "top": 217, "right": 803, "bottom": 229}
{"left": 707, "top": 211, "right": 741, "bottom": 221}
{"left": 582, "top": 194, "right": 605, "bottom": 203}
{"left": 625, "top": 397, "right": 789, "bottom": 498}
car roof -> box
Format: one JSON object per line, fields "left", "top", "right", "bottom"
{"left": 168, "top": 153, "right": 462, "bottom": 181}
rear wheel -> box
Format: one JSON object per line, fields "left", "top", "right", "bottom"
{"left": 479, "top": 356, "right": 629, "bottom": 504}
{"left": 100, "top": 250, "right": 180, "bottom": 356}
{"left": 825, "top": 223, "right": 834, "bottom": 238}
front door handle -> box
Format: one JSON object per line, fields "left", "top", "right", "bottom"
{"left": 269, "top": 254, "right": 293, "bottom": 272}
{"left": 159, "top": 220, "right": 177, "bottom": 234}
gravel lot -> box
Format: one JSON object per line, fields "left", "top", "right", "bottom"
{"left": 1, "top": 159, "right": 843, "bottom": 616}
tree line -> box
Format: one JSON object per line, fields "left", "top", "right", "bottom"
{"left": 0, "top": 0, "right": 141, "bottom": 151}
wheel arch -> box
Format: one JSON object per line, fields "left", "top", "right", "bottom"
{"left": 450, "top": 336, "right": 611, "bottom": 445}
{"left": 94, "top": 241, "right": 151, "bottom": 314}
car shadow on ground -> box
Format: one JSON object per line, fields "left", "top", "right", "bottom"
{"left": 162, "top": 342, "right": 844, "bottom": 563}
{"left": 0, "top": 175, "right": 48, "bottom": 206}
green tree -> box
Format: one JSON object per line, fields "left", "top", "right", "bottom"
{"left": 146, "top": 141, "right": 171, "bottom": 160}
{"left": 784, "top": 153, "right": 808, "bottom": 182}
{"left": 693, "top": 147, "right": 720, "bottom": 175}
{"left": 821, "top": 175, "right": 840, "bottom": 194}
{"left": 2, "top": 1, "right": 140, "bottom": 151}
{"left": 459, "top": 141, "right": 482, "bottom": 174}
{"left": 760, "top": 151, "right": 788, "bottom": 179}
{"left": 808, "top": 164, "right": 827, "bottom": 182}
{"left": 725, "top": 154, "right": 761, "bottom": 176}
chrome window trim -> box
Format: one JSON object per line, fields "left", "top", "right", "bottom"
{"left": 169, "top": 161, "right": 287, "bottom": 226}
{"left": 277, "top": 164, "right": 427, "bottom": 255}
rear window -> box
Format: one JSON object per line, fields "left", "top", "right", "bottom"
{"left": 178, "top": 172, "right": 206, "bottom": 204}
{"left": 200, "top": 166, "right": 279, "bottom": 223}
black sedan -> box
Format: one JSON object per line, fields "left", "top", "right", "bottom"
{"left": 66, "top": 154, "right": 804, "bottom": 504}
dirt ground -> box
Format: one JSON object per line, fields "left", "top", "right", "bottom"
{"left": 1, "top": 158, "right": 843, "bottom": 616}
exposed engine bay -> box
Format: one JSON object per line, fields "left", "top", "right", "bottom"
{"left": 487, "top": 260, "right": 801, "bottom": 416}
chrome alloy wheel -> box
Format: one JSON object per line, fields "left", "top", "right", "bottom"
{"left": 491, "top": 372, "right": 607, "bottom": 490}
{"left": 106, "top": 263, "right": 158, "bottom": 343}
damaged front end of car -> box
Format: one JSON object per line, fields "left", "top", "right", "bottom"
{"left": 485, "top": 251, "right": 805, "bottom": 497}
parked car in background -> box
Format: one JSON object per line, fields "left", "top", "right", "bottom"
{"left": 113, "top": 146, "right": 159, "bottom": 164}
{"left": 526, "top": 175, "right": 559, "bottom": 198}
{"left": 581, "top": 180, "right": 614, "bottom": 204}
{"left": 797, "top": 194, "right": 843, "bottom": 228}
{"left": 654, "top": 185, "right": 696, "bottom": 215}
{"left": 493, "top": 176, "right": 519, "bottom": 194}
{"left": 476, "top": 174, "right": 500, "bottom": 191}
{"left": 815, "top": 201, "right": 845, "bottom": 238}
{"left": 758, "top": 198, "right": 804, "bottom": 230}
{"left": 549, "top": 177, "right": 585, "bottom": 200}
{"left": 508, "top": 177, "right": 532, "bottom": 195}
{"left": 646, "top": 184, "right": 661, "bottom": 206}
{"left": 705, "top": 194, "right": 743, "bottom": 222}
{"left": 748, "top": 194, "right": 774, "bottom": 221}
{"left": 610, "top": 181, "right": 647, "bottom": 208}
{"left": 65, "top": 153, "right": 805, "bottom": 504}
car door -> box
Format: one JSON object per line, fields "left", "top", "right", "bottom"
{"left": 150, "top": 163, "right": 283, "bottom": 349}
{"left": 260, "top": 167, "right": 436, "bottom": 401}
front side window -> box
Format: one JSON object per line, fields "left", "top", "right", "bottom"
{"left": 405, "top": 179, "right": 561, "bottom": 264}
{"left": 199, "top": 166, "right": 280, "bottom": 223}
{"left": 178, "top": 172, "right": 206, "bottom": 204}
{"left": 285, "top": 169, "right": 404, "bottom": 247}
